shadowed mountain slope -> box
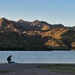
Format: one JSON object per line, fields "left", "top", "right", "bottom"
{"left": 0, "top": 17, "right": 74, "bottom": 51}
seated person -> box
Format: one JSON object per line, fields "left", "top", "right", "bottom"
{"left": 7, "top": 55, "right": 14, "bottom": 63}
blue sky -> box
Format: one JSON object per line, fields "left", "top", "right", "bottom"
{"left": 0, "top": 0, "right": 75, "bottom": 26}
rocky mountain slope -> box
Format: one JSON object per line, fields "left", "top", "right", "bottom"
{"left": 0, "top": 17, "right": 75, "bottom": 51}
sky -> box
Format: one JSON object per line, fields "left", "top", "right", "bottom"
{"left": 0, "top": 0, "right": 75, "bottom": 27}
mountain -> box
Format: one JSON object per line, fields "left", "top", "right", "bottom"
{"left": 69, "top": 26, "right": 75, "bottom": 31}
{"left": 0, "top": 17, "right": 65, "bottom": 32}
{"left": 0, "top": 17, "right": 75, "bottom": 51}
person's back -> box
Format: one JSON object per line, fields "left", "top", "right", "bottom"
{"left": 7, "top": 55, "right": 12, "bottom": 63}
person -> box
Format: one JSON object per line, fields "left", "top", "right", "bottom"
{"left": 7, "top": 55, "right": 14, "bottom": 63}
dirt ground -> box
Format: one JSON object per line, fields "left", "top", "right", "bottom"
{"left": 0, "top": 64, "right": 75, "bottom": 75}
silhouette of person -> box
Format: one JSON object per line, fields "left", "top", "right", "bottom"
{"left": 7, "top": 55, "right": 19, "bottom": 65}
{"left": 7, "top": 55, "right": 14, "bottom": 63}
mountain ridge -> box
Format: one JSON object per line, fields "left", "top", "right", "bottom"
{"left": 0, "top": 17, "right": 75, "bottom": 51}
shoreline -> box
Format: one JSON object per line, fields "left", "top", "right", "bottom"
{"left": 0, "top": 63, "right": 75, "bottom": 75}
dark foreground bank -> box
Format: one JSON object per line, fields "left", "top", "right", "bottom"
{"left": 0, "top": 64, "right": 75, "bottom": 75}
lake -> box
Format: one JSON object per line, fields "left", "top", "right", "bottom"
{"left": 0, "top": 51, "right": 75, "bottom": 64}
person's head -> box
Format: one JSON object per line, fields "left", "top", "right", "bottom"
{"left": 9, "top": 55, "right": 12, "bottom": 57}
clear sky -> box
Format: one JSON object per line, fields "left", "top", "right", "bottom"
{"left": 0, "top": 0, "right": 75, "bottom": 27}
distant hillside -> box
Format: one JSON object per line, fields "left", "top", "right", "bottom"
{"left": 0, "top": 17, "right": 75, "bottom": 51}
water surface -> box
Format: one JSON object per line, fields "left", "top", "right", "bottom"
{"left": 0, "top": 51, "right": 75, "bottom": 63}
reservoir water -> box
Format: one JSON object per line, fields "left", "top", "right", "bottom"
{"left": 0, "top": 51, "right": 75, "bottom": 64}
